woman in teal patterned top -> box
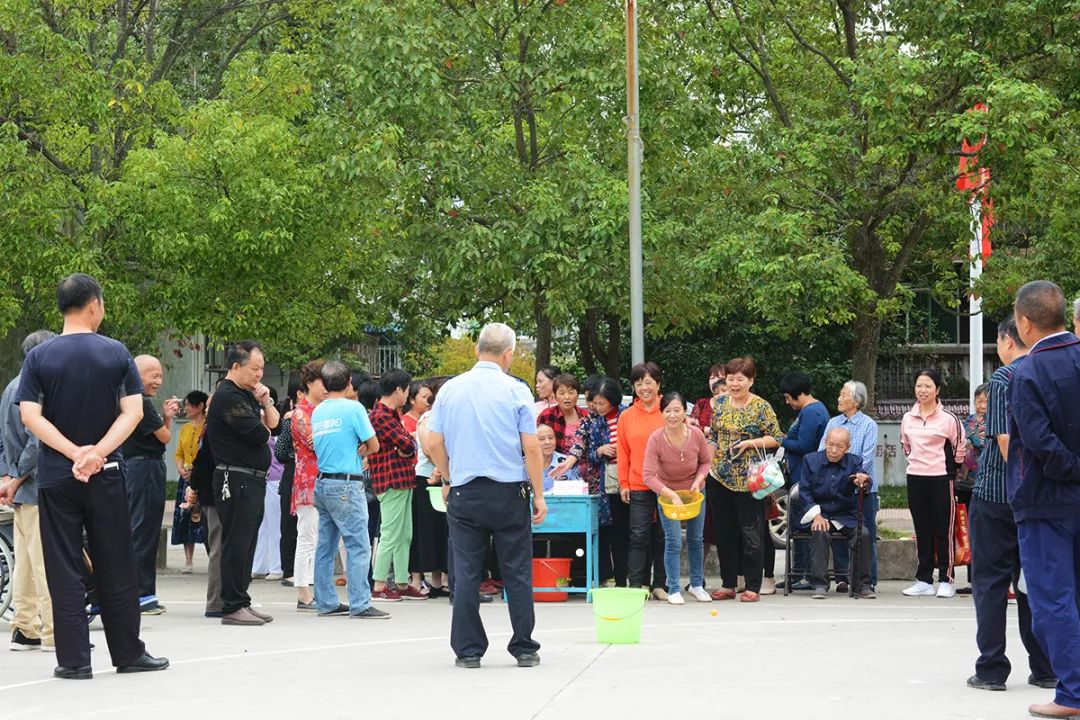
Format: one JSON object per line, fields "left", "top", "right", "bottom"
{"left": 708, "top": 357, "right": 782, "bottom": 602}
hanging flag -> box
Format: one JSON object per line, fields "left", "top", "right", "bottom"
{"left": 956, "top": 103, "right": 993, "bottom": 259}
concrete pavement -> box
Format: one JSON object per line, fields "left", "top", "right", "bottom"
{"left": 0, "top": 573, "right": 1052, "bottom": 720}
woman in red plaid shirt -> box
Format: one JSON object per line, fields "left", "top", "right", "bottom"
{"left": 536, "top": 373, "right": 590, "bottom": 454}
{"left": 368, "top": 370, "right": 423, "bottom": 602}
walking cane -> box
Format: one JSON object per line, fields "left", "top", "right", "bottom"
{"left": 851, "top": 484, "right": 865, "bottom": 599}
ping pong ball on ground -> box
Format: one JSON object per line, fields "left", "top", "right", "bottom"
{"left": 710, "top": 609, "right": 718, "bottom": 616}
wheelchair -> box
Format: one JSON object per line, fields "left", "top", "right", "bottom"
{"left": 782, "top": 483, "right": 866, "bottom": 598}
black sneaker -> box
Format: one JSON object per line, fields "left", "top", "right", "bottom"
{"left": 10, "top": 629, "right": 42, "bottom": 651}
{"left": 835, "top": 582, "right": 849, "bottom": 594}
{"left": 1029, "top": 675, "right": 1057, "bottom": 689}
{"left": 455, "top": 656, "right": 481, "bottom": 669}
{"left": 351, "top": 606, "right": 391, "bottom": 620}
{"left": 317, "top": 603, "right": 350, "bottom": 617}
{"left": 967, "top": 675, "right": 1006, "bottom": 691}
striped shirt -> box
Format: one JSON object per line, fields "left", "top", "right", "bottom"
{"left": 975, "top": 358, "right": 1023, "bottom": 504}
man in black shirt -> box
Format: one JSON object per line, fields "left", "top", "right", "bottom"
{"left": 206, "top": 340, "right": 279, "bottom": 626}
{"left": 17, "top": 273, "right": 168, "bottom": 679}
{"left": 122, "top": 355, "right": 179, "bottom": 615}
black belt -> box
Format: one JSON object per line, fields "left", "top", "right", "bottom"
{"left": 318, "top": 472, "right": 365, "bottom": 482}
{"left": 215, "top": 464, "right": 268, "bottom": 480}
{"left": 127, "top": 455, "right": 164, "bottom": 460}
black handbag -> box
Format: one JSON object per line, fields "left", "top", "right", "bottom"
{"left": 943, "top": 412, "right": 963, "bottom": 480}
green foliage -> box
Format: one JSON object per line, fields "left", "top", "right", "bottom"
{"left": 0, "top": 0, "right": 1075, "bottom": 390}
{"left": 431, "top": 336, "right": 536, "bottom": 390}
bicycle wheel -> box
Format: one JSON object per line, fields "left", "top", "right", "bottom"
{"left": 0, "top": 532, "right": 13, "bottom": 621}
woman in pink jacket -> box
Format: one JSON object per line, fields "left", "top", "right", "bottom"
{"left": 900, "top": 368, "right": 966, "bottom": 599}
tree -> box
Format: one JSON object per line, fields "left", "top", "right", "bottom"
{"left": 638, "top": 0, "right": 1074, "bottom": 407}
{"left": 0, "top": 0, "right": 398, "bottom": 365}
{"left": 431, "top": 336, "right": 536, "bottom": 388}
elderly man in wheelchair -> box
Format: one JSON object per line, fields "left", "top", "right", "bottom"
{"left": 795, "top": 427, "right": 873, "bottom": 600}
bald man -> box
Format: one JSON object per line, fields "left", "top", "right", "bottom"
{"left": 121, "top": 355, "right": 180, "bottom": 615}
{"left": 799, "top": 427, "right": 874, "bottom": 599}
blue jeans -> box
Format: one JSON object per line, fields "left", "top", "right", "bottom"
{"left": 657, "top": 499, "right": 706, "bottom": 595}
{"left": 313, "top": 479, "right": 372, "bottom": 614}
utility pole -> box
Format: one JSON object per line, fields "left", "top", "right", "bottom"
{"left": 626, "top": 0, "right": 644, "bottom": 366}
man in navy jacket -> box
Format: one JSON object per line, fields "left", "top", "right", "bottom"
{"left": 799, "top": 428, "right": 873, "bottom": 599}
{"left": 1008, "top": 280, "right": 1080, "bottom": 719}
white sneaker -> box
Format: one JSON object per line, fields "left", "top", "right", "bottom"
{"left": 667, "top": 592, "right": 685, "bottom": 605}
{"left": 937, "top": 582, "right": 956, "bottom": 598}
{"left": 760, "top": 578, "right": 777, "bottom": 595}
{"left": 687, "top": 586, "right": 712, "bottom": 602}
{"left": 903, "top": 581, "right": 936, "bottom": 597}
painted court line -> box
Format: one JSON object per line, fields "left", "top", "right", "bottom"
{"left": 0, "top": 614, "right": 973, "bottom": 694}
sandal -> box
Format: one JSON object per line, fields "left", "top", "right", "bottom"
{"left": 740, "top": 590, "right": 760, "bottom": 603}
{"left": 710, "top": 589, "right": 737, "bottom": 601}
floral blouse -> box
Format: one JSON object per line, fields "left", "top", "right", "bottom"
{"left": 710, "top": 394, "right": 783, "bottom": 492}
{"left": 566, "top": 406, "right": 623, "bottom": 527}
{"left": 290, "top": 399, "right": 318, "bottom": 514}
{"left": 964, "top": 412, "right": 987, "bottom": 472}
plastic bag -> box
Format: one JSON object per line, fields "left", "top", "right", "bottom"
{"left": 747, "top": 455, "right": 785, "bottom": 500}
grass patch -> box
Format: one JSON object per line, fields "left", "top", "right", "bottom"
{"left": 878, "top": 527, "right": 912, "bottom": 540}
{"left": 166, "top": 480, "right": 179, "bottom": 502}
{"left": 878, "top": 485, "right": 908, "bottom": 509}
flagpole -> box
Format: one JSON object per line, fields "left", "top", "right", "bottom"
{"left": 957, "top": 102, "right": 990, "bottom": 411}
{"left": 969, "top": 199, "right": 984, "bottom": 409}
{"left": 626, "top": 0, "right": 644, "bottom": 366}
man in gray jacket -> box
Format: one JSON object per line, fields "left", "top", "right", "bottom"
{"left": 0, "top": 329, "right": 57, "bottom": 651}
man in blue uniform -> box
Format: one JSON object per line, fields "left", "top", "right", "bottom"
{"left": 1008, "top": 280, "right": 1080, "bottom": 719}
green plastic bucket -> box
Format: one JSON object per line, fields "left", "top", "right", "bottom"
{"left": 589, "top": 587, "right": 649, "bottom": 644}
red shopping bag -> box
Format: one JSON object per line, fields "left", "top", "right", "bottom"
{"left": 954, "top": 503, "right": 971, "bottom": 566}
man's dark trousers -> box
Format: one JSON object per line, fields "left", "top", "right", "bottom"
{"left": 809, "top": 525, "right": 871, "bottom": 591}
{"left": 1017, "top": 517, "right": 1080, "bottom": 708}
{"left": 38, "top": 469, "right": 145, "bottom": 669}
{"left": 447, "top": 478, "right": 539, "bottom": 660}
{"left": 213, "top": 468, "right": 266, "bottom": 614}
{"left": 970, "top": 496, "right": 1053, "bottom": 683}
{"left": 125, "top": 456, "right": 166, "bottom": 603}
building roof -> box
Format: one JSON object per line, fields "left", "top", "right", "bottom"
{"left": 874, "top": 400, "right": 971, "bottom": 422}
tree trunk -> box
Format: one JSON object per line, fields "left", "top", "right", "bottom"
{"left": 851, "top": 307, "right": 883, "bottom": 413}
{"left": 603, "top": 313, "right": 621, "bottom": 378}
{"left": 534, "top": 304, "right": 552, "bottom": 371}
{"left": 578, "top": 311, "right": 598, "bottom": 375}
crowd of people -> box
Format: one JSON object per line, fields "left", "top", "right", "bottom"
{"left": 1, "top": 274, "right": 1079, "bottom": 719}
